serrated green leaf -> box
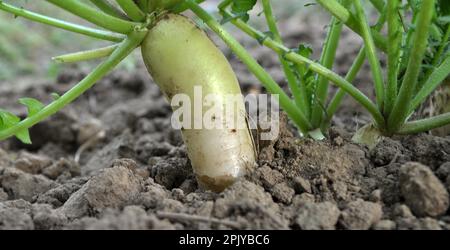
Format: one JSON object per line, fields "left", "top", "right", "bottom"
{"left": 231, "top": 0, "right": 257, "bottom": 22}
{"left": 19, "top": 98, "right": 45, "bottom": 117}
{"left": 298, "top": 44, "right": 313, "bottom": 59}
{"left": 0, "top": 109, "right": 31, "bottom": 144}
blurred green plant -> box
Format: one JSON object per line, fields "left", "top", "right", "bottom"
{"left": 0, "top": 0, "right": 140, "bottom": 81}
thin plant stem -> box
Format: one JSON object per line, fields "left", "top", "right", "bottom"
{"left": 0, "top": 31, "right": 146, "bottom": 141}
{"left": 387, "top": 0, "right": 436, "bottom": 133}
{"left": 385, "top": 0, "right": 402, "bottom": 116}
{"left": 52, "top": 45, "right": 119, "bottom": 63}
{"left": 398, "top": 112, "right": 450, "bottom": 134}
{"left": 369, "top": 0, "right": 385, "bottom": 12}
{"left": 324, "top": 46, "right": 366, "bottom": 127}
{"left": 316, "top": 0, "right": 388, "bottom": 52}
{"left": 173, "top": 0, "right": 206, "bottom": 13}
{"left": 324, "top": 8, "right": 387, "bottom": 130}
{"left": 261, "top": 0, "right": 307, "bottom": 116}
{"left": 115, "top": 0, "right": 146, "bottom": 22}
{"left": 293, "top": 62, "right": 313, "bottom": 119}
{"left": 136, "top": 0, "right": 149, "bottom": 11}
{"left": 215, "top": 6, "right": 385, "bottom": 128}
{"left": 89, "top": 0, "right": 128, "bottom": 19}
{"left": 46, "top": 0, "right": 139, "bottom": 34}
{"left": 354, "top": 0, "right": 385, "bottom": 112}
{"left": 0, "top": 2, "right": 124, "bottom": 42}
{"left": 311, "top": 15, "right": 345, "bottom": 128}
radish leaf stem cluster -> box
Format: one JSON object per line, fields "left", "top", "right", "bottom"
{"left": 0, "top": 0, "right": 449, "bottom": 145}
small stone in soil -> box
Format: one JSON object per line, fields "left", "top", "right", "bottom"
{"left": 214, "top": 181, "right": 286, "bottom": 229}
{"left": 370, "top": 138, "right": 406, "bottom": 166}
{"left": 292, "top": 193, "right": 315, "bottom": 206}
{"left": 14, "top": 151, "right": 52, "bottom": 174}
{"left": 399, "top": 162, "right": 449, "bottom": 217}
{"left": 295, "top": 202, "right": 340, "bottom": 230}
{"left": 171, "top": 188, "right": 185, "bottom": 200}
{"left": 293, "top": 176, "right": 312, "bottom": 194}
{"left": 436, "top": 162, "right": 450, "bottom": 180}
{"left": 0, "top": 148, "right": 11, "bottom": 167}
{"left": 369, "top": 189, "right": 382, "bottom": 203}
{"left": 396, "top": 217, "right": 442, "bottom": 230}
{"left": 179, "top": 178, "right": 198, "bottom": 194}
{"left": 257, "top": 165, "right": 284, "bottom": 189}
{"left": 32, "top": 204, "right": 67, "bottom": 230}
{"left": 150, "top": 157, "right": 191, "bottom": 189}
{"left": 401, "top": 135, "right": 450, "bottom": 168}
{"left": 0, "top": 168, "right": 56, "bottom": 201}
{"left": 42, "top": 158, "right": 80, "bottom": 180}
{"left": 392, "top": 204, "right": 415, "bottom": 218}
{"left": 339, "top": 199, "right": 383, "bottom": 230}
{"left": 82, "top": 130, "right": 135, "bottom": 175}
{"left": 137, "top": 179, "right": 169, "bottom": 210}
{"left": 0, "top": 207, "right": 34, "bottom": 230}
{"left": 35, "top": 179, "right": 86, "bottom": 208}
{"left": 270, "top": 182, "right": 295, "bottom": 204}
{"left": 0, "top": 188, "right": 8, "bottom": 201}
{"left": 60, "top": 165, "right": 143, "bottom": 219}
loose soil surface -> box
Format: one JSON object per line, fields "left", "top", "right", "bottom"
{"left": 1, "top": 13, "right": 449, "bottom": 230}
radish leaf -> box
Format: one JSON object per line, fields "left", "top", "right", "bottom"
{"left": 0, "top": 110, "right": 31, "bottom": 144}
{"left": 19, "top": 97, "right": 44, "bottom": 117}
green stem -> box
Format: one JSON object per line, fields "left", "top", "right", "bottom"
{"left": 316, "top": 0, "right": 388, "bottom": 52}
{"left": 369, "top": 0, "right": 385, "bottom": 12}
{"left": 284, "top": 52, "right": 385, "bottom": 128}
{"left": 387, "top": 0, "right": 435, "bottom": 133}
{"left": 115, "top": 0, "right": 146, "bottom": 22}
{"left": 0, "top": 31, "right": 146, "bottom": 141}
{"left": 399, "top": 4, "right": 419, "bottom": 75}
{"left": 185, "top": 0, "right": 313, "bottom": 134}
{"left": 89, "top": 0, "right": 128, "bottom": 19}
{"left": 354, "top": 0, "right": 385, "bottom": 112}
{"left": 0, "top": 2, "right": 124, "bottom": 42}
{"left": 136, "top": 0, "right": 149, "bottom": 11}
{"left": 46, "top": 0, "right": 139, "bottom": 34}
{"left": 324, "top": 46, "right": 366, "bottom": 127}
{"left": 173, "top": 0, "right": 206, "bottom": 13}
{"left": 311, "top": 14, "right": 345, "bottom": 128}
{"left": 52, "top": 45, "right": 119, "bottom": 63}
{"left": 218, "top": 7, "right": 385, "bottom": 128}
{"left": 261, "top": 0, "right": 306, "bottom": 116}
{"left": 293, "top": 62, "right": 312, "bottom": 118}
{"left": 324, "top": 8, "right": 387, "bottom": 130}
{"left": 411, "top": 55, "right": 450, "bottom": 112}
{"left": 398, "top": 112, "right": 450, "bottom": 134}
{"left": 385, "top": 0, "right": 402, "bottom": 117}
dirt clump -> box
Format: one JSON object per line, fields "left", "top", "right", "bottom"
{"left": 399, "top": 162, "right": 449, "bottom": 217}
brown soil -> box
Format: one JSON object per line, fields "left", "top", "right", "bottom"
{"left": 0, "top": 13, "right": 449, "bottom": 230}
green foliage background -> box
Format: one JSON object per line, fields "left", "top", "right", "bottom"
{"left": 0, "top": 0, "right": 305, "bottom": 81}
